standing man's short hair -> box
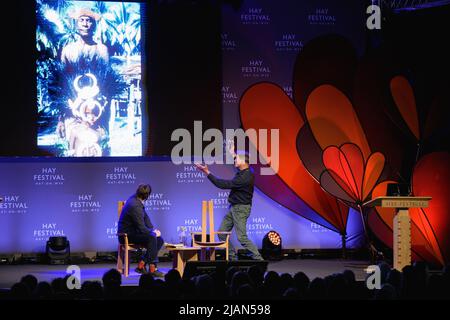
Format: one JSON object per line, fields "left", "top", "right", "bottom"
{"left": 235, "top": 153, "right": 250, "bottom": 164}
{"left": 136, "top": 184, "right": 151, "bottom": 200}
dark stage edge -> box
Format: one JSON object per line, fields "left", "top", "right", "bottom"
{"left": 0, "top": 259, "right": 370, "bottom": 289}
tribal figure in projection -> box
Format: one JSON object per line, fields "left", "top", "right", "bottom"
{"left": 60, "top": 8, "right": 110, "bottom": 157}
{"left": 61, "top": 8, "right": 109, "bottom": 65}
{"left": 36, "top": 1, "right": 143, "bottom": 157}
{"left": 65, "top": 73, "right": 106, "bottom": 156}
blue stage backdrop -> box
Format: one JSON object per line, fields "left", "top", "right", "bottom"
{"left": 0, "top": 159, "right": 364, "bottom": 253}
{"left": 221, "top": 0, "right": 367, "bottom": 130}
{"left": 0, "top": 0, "right": 369, "bottom": 254}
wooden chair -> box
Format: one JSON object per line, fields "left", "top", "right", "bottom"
{"left": 116, "top": 200, "right": 145, "bottom": 277}
{"left": 191, "top": 200, "right": 231, "bottom": 261}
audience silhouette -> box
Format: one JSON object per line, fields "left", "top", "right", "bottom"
{"left": 2, "top": 263, "right": 450, "bottom": 300}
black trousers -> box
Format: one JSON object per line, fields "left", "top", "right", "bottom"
{"left": 122, "top": 233, "right": 164, "bottom": 265}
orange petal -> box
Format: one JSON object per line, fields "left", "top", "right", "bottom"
{"left": 390, "top": 76, "right": 420, "bottom": 140}
{"left": 362, "top": 152, "right": 385, "bottom": 201}
{"left": 371, "top": 181, "right": 395, "bottom": 229}
{"left": 322, "top": 145, "right": 360, "bottom": 200}
{"left": 240, "top": 82, "right": 348, "bottom": 230}
{"left": 412, "top": 152, "right": 450, "bottom": 265}
{"left": 340, "top": 143, "right": 365, "bottom": 200}
{"left": 410, "top": 208, "right": 445, "bottom": 266}
{"left": 306, "top": 84, "right": 371, "bottom": 160}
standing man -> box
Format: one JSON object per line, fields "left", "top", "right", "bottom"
{"left": 195, "top": 147, "right": 263, "bottom": 261}
{"left": 118, "top": 184, "right": 164, "bottom": 277}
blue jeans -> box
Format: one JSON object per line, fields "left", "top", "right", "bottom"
{"left": 218, "top": 204, "right": 263, "bottom": 260}
{"left": 124, "top": 233, "right": 164, "bottom": 265}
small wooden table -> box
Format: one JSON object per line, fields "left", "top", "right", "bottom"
{"left": 166, "top": 246, "right": 201, "bottom": 277}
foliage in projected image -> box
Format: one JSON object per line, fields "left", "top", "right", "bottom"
{"left": 36, "top": 0, "right": 144, "bottom": 156}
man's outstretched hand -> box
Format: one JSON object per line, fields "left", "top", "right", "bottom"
{"left": 226, "top": 138, "right": 236, "bottom": 158}
{"left": 194, "top": 163, "right": 210, "bottom": 175}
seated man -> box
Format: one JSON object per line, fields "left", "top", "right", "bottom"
{"left": 118, "top": 184, "right": 164, "bottom": 277}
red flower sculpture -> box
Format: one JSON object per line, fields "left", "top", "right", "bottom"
{"left": 239, "top": 34, "right": 450, "bottom": 266}
{"left": 320, "top": 143, "right": 385, "bottom": 207}
{"left": 240, "top": 83, "right": 349, "bottom": 235}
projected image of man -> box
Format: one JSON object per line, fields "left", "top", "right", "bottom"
{"left": 61, "top": 8, "right": 109, "bottom": 65}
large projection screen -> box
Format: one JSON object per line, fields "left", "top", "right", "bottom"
{"left": 36, "top": 0, "right": 145, "bottom": 157}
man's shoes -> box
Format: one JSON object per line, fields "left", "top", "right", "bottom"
{"left": 135, "top": 260, "right": 148, "bottom": 274}
{"left": 148, "top": 263, "right": 164, "bottom": 278}
{"left": 150, "top": 269, "right": 165, "bottom": 278}
{"left": 135, "top": 267, "right": 148, "bottom": 274}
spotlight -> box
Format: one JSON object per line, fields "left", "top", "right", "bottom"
{"left": 46, "top": 237, "right": 70, "bottom": 265}
{"left": 262, "top": 230, "right": 282, "bottom": 261}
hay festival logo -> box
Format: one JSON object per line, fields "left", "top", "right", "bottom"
{"left": 33, "top": 167, "right": 65, "bottom": 186}
{"left": 70, "top": 194, "right": 101, "bottom": 213}
{"left": 222, "top": 85, "right": 239, "bottom": 104}
{"left": 308, "top": 8, "right": 336, "bottom": 26}
{"left": 175, "top": 165, "right": 206, "bottom": 184}
{"left": 221, "top": 33, "right": 236, "bottom": 51}
{"left": 33, "top": 223, "right": 65, "bottom": 241}
{"left": 145, "top": 193, "right": 172, "bottom": 211}
{"left": 241, "top": 7, "right": 270, "bottom": 25}
{"left": 0, "top": 195, "right": 29, "bottom": 214}
{"left": 275, "top": 34, "right": 303, "bottom": 52}
{"left": 105, "top": 167, "right": 137, "bottom": 184}
{"left": 241, "top": 59, "right": 271, "bottom": 78}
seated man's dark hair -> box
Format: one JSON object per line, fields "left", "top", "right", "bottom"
{"left": 136, "top": 184, "right": 152, "bottom": 200}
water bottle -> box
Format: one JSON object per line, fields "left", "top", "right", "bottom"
{"left": 179, "top": 227, "right": 187, "bottom": 247}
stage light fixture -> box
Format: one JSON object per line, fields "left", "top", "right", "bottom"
{"left": 46, "top": 236, "right": 70, "bottom": 265}
{"left": 262, "top": 230, "right": 282, "bottom": 261}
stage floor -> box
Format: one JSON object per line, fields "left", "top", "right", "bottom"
{"left": 0, "top": 258, "right": 371, "bottom": 289}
